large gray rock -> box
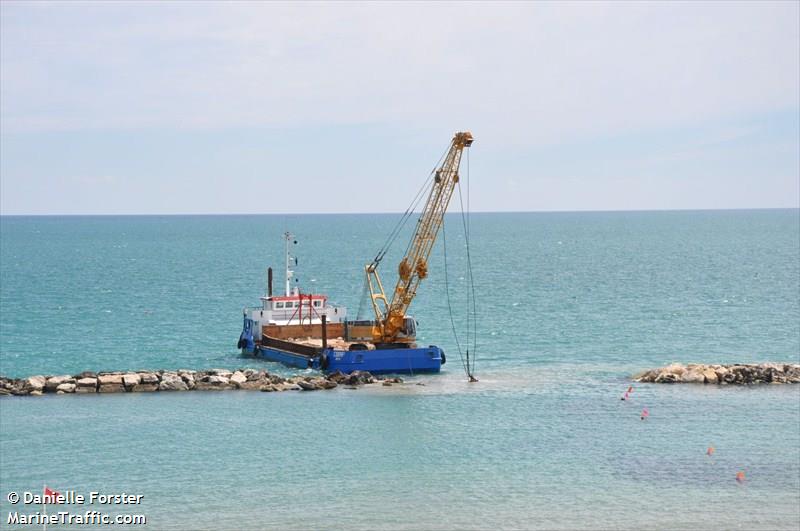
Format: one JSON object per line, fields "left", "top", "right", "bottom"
{"left": 122, "top": 373, "right": 141, "bottom": 388}
{"left": 194, "top": 375, "right": 231, "bottom": 390}
{"left": 230, "top": 371, "right": 247, "bottom": 386}
{"left": 158, "top": 373, "right": 188, "bottom": 391}
{"left": 702, "top": 369, "right": 718, "bottom": 384}
{"left": 297, "top": 380, "right": 321, "bottom": 391}
{"left": 131, "top": 383, "right": 159, "bottom": 392}
{"left": 681, "top": 370, "right": 706, "bottom": 384}
{"left": 654, "top": 372, "right": 679, "bottom": 383}
{"left": 26, "top": 376, "right": 46, "bottom": 392}
{"left": 237, "top": 380, "right": 264, "bottom": 390}
{"left": 56, "top": 383, "right": 76, "bottom": 393}
{"left": 138, "top": 372, "right": 159, "bottom": 384}
{"left": 76, "top": 377, "right": 97, "bottom": 388}
{"left": 97, "top": 374, "right": 124, "bottom": 385}
{"left": 46, "top": 375, "right": 74, "bottom": 391}
{"left": 98, "top": 383, "right": 126, "bottom": 393}
{"left": 209, "top": 369, "right": 233, "bottom": 378}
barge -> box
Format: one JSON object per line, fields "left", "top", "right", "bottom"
{"left": 238, "top": 132, "right": 474, "bottom": 376}
{"left": 238, "top": 232, "right": 444, "bottom": 374}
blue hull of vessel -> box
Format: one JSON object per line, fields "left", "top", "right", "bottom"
{"left": 242, "top": 344, "right": 443, "bottom": 375}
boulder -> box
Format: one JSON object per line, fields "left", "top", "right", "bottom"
{"left": 681, "top": 370, "right": 706, "bottom": 384}
{"left": 131, "top": 383, "right": 159, "bottom": 392}
{"left": 97, "top": 374, "right": 124, "bottom": 385}
{"left": 30, "top": 390, "right": 43, "bottom": 396}
{"left": 321, "top": 380, "right": 338, "bottom": 390}
{"left": 209, "top": 369, "right": 233, "bottom": 378}
{"left": 76, "top": 377, "right": 97, "bottom": 388}
{"left": 246, "top": 370, "right": 267, "bottom": 382}
{"left": 75, "top": 371, "right": 97, "bottom": 379}
{"left": 702, "top": 369, "right": 718, "bottom": 384}
{"left": 654, "top": 372, "right": 679, "bottom": 384}
{"left": 122, "top": 373, "right": 141, "bottom": 388}
{"left": 56, "top": 383, "right": 76, "bottom": 393}
{"left": 230, "top": 371, "right": 247, "bottom": 386}
{"left": 138, "top": 372, "right": 159, "bottom": 384}
{"left": 297, "top": 380, "right": 321, "bottom": 391}
{"left": 158, "top": 373, "right": 188, "bottom": 391}
{"left": 194, "top": 375, "right": 231, "bottom": 390}
{"left": 632, "top": 369, "right": 658, "bottom": 383}
{"left": 180, "top": 373, "right": 196, "bottom": 389}
{"left": 74, "top": 385, "right": 96, "bottom": 394}
{"left": 326, "top": 371, "right": 348, "bottom": 384}
{"left": 46, "top": 375, "right": 74, "bottom": 391}
{"left": 25, "top": 376, "right": 46, "bottom": 392}
{"left": 98, "top": 383, "right": 125, "bottom": 393}
{"left": 662, "top": 363, "right": 686, "bottom": 376}
{"left": 237, "top": 380, "right": 264, "bottom": 390}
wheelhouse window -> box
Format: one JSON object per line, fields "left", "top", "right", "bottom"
{"left": 275, "top": 301, "right": 284, "bottom": 309}
{"left": 313, "top": 300, "right": 322, "bottom": 308}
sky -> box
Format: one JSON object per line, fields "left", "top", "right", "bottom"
{"left": 0, "top": 1, "right": 798, "bottom": 215}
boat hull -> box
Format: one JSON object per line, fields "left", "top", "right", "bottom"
{"left": 242, "top": 344, "right": 443, "bottom": 375}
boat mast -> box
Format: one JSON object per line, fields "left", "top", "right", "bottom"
{"left": 284, "top": 231, "right": 294, "bottom": 297}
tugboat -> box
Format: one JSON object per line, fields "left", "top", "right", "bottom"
{"left": 238, "top": 131, "right": 474, "bottom": 375}
{"left": 238, "top": 231, "right": 348, "bottom": 351}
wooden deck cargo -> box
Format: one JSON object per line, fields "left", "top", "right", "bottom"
{"left": 262, "top": 322, "right": 345, "bottom": 340}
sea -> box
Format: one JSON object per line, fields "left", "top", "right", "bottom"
{"left": 1, "top": 210, "right": 798, "bottom": 530}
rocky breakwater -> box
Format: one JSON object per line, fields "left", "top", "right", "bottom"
{"left": 634, "top": 363, "right": 800, "bottom": 385}
{"left": 0, "top": 369, "right": 402, "bottom": 397}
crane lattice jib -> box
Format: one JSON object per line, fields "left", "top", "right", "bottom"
{"left": 368, "top": 131, "right": 473, "bottom": 343}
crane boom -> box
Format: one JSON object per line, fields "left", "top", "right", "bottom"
{"left": 366, "top": 131, "right": 473, "bottom": 345}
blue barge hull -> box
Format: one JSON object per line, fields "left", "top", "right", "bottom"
{"left": 242, "top": 344, "right": 443, "bottom": 375}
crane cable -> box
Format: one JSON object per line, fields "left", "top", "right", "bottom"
{"left": 371, "top": 144, "right": 450, "bottom": 268}
{"left": 361, "top": 142, "right": 450, "bottom": 321}
{"left": 442, "top": 223, "right": 469, "bottom": 377}
{"left": 442, "top": 148, "right": 478, "bottom": 382}
{"left": 458, "top": 148, "right": 478, "bottom": 381}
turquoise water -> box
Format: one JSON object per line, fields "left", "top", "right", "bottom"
{"left": 1, "top": 210, "right": 799, "bottom": 530}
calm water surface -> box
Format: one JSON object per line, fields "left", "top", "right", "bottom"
{"left": 1, "top": 210, "right": 798, "bottom": 530}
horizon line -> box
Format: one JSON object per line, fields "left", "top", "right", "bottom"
{"left": 0, "top": 206, "right": 799, "bottom": 218}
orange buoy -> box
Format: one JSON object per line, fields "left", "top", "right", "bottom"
{"left": 736, "top": 471, "right": 745, "bottom": 483}
{"left": 707, "top": 446, "right": 715, "bottom": 456}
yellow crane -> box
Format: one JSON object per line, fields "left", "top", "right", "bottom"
{"left": 365, "top": 131, "right": 474, "bottom": 346}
